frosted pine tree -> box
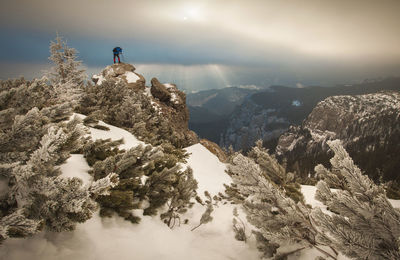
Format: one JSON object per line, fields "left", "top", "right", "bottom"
{"left": 160, "top": 167, "right": 198, "bottom": 228}
{"left": 312, "top": 140, "right": 400, "bottom": 259}
{"left": 247, "top": 140, "right": 304, "bottom": 203}
{"left": 0, "top": 210, "right": 42, "bottom": 242}
{"left": 48, "top": 34, "right": 85, "bottom": 106}
{"left": 228, "top": 153, "right": 338, "bottom": 259}
{"left": 0, "top": 77, "right": 54, "bottom": 130}
{"left": 0, "top": 110, "right": 118, "bottom": 242}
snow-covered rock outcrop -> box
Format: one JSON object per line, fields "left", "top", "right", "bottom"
{"left": 83, "top": 63, "right": 198, "bottom": 147}
{"left": 92, "top": 63, "right": 146, "bottom": 90}
{"left": 276, "top": 91, "right": 400, "bottom": 182}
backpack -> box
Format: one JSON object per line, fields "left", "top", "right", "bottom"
{"left": 113, "top": 47, "right": 122, "bottom": 54}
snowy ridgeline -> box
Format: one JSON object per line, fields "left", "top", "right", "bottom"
{"left": 1, "top": 116, "right": 399, "bottom": 260}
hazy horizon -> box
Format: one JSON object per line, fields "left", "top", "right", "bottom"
{"left": 1, "top": 0, "right": 400, "bottom": 90}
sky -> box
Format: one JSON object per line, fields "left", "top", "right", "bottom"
{"left": 1, "top": 0, "right": 400, "bottom": 90}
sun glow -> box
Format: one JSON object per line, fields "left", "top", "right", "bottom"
{"left": 181, "top": 4, "right": 205, "bottom": 22}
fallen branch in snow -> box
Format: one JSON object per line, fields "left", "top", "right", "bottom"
{"left": 191, "top": 191, "right": 214, "bottom": 231}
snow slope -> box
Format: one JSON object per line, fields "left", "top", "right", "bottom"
{"left": 185, "top": 144, "right": 231, "bottom": 197}
{"left": 59, "top": 154, "right": 92, "bottom": 185}
{"left": 2, "top": 119, "right": 399, "bottom": 260}
{"left": 86, "top": 117, "right": 144, "bottom": 150}
{"left": 1, "top": 118, "right": 259, "bottom": 260}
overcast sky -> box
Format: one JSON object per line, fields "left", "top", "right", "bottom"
{"left": 1, "top": 0, "right": 399, "bottom": 89}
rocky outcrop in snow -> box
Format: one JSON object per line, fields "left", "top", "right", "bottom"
{"left": 83, "top": 63, "right": 198, "bottom": 147}
{"left": 92, "top": 63, "right": 146, "bottom": 90}
{"left": 199, "top": 139, "right": 227, "bottom": 162}
{"left": 276, "top": 91, "right": 400, "bottom": 182}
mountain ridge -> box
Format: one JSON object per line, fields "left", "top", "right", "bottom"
{"left": 276, "top": 91, "right": 400, "bottom": 183}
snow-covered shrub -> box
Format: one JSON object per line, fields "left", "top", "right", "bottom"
{"left": 228, "top": 153, "right": 338, "bottom": 259}
{"left": 0, "top": 77, "right": 54, "bottom": 130}
{"left": 159, "top": 167, "right": 198, "bottom": 228}
{"left": 82, "top": 138, "right": 123, "bottom": 166}
{"left": 0, "top": 107, "right": 50, "bottom": 163}
{"left": 0, "top": 210, "right": 42, "bottom": 241}
{"left": 247, "top": 140, "right": 304, "bottom": 203}
{"left": 0, "top": 104, "right": 76, "bottom": 164}
{"left": 89, "top": 141, "right": 195, "bottom": 225}
{"left": 313, "top": 140, "right": 400, "bottom": 259}
{"left": 77, "top": 79, "right": 188, "bottom": 148}
{"left": 232, "top": 207, "right": 249, "bottom": 242}
{"left": 0, "top": 114, "right": 118, "bottom": 242}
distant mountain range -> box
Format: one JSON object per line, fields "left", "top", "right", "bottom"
{"left": 187, "top": 77, "right": 400, "bottom": 151}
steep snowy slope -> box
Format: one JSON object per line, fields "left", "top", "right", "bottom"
{"left": 2, "top": 117, "right": 399, "bottom": 260}
{"left": 0, "top": 116, "right": 259, "bottom": 260}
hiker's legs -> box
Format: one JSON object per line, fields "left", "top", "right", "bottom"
{"left": 117, "top": 54, "right": 121, "bottom": 63}
{"left": 113, "top": 54, "right": 117, "bottom": 64}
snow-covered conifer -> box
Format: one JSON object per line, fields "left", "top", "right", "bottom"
{"left": 0, "top": 77, "right": 53, "bottom": 130}
{"left": 47, "top": 34, "right": 85, "bottom": 105}
{"left": 0, "top": 210, "right": 42, "bottom": 243}
{"left": 312, "top": 140, "right": 400, "bottom": 259}
{"left": 78, "top": 77, "right": 188, "bottom": 147}
{"left": 160, "top": 167, "right": 198, "bottom": 228}
{"left": 0, "top": 110, "right": 117, "bottom": 241}
{"left": 232, "top": 207, "right": 249, "bottom": 242}
{"left": 92, "top": 144, "right": 170, "bottom": 222}
{"left": 82, "top": 138, "right": 123, "bottom": 166}
{"left": 247, "top": 140, "right": 304, "bottom": 203}
{"left": 228, "top": 153, "right": 338, "bottom": 259}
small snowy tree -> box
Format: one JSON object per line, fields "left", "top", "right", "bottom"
{"left": 191, "top": 191, "right": 214, "bottom": 231}
{"left": 91, "top": 144, "right": 163, "bottom": 223}
{"left": 91, "top": 142, "right": 195, "bottom": 225}
{"left": 0, "top": 210, "right": 42, "bottom": 242}
{"left": 0, "top": 77, "right": 54, "bottom": 130}
{"left": 160, "top": 167, "right": 198, "bottom": 228}
{"left": 312, "top": 140, "right": 400, "bottom": 259}
{"left": 232, "top": 207, "right": 249, "bottom": 242}
{"left": 0, "top": 119, "right": 118, "bottom": 241}
{"left": 48, "top": 34, "right": 85, "bottom": 105}
{"left": 247, "top": 140, "right": 304, "bottom": 203}
{"left": 228, "top": 153, "right": 338, "bottom": 259}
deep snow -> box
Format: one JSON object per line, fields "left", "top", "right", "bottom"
{"left": 0, "top": 118, "right": 259, "bottom": 260}
{"left": 2, "top": 119, "right": 399, "bottom": 260}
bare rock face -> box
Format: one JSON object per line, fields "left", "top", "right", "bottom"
{"left": 92, "top": 63, "right": 146, "bottom": 91}
{"left": 150, "top": 77, "right": 198, "bottom": 146}
{"left": 150, "top": 78, "right": 171, "bottom": 102}
{"left": 200, "top": 139, "right": 227, "bottom": 162}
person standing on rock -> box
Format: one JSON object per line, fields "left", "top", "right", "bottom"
{"left": 113, "top": 47, "right": 122, "bottom": 64}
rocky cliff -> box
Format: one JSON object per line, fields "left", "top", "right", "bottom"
{"left": 219, "top": 95, "right": 290, "bottom": 151}
{"left": 276, "top": 91, "right": 400, "bottom": 182}
{"left": 218, "top": 78, "right": 400, "bottom": 152}
{"left": 79, "top": 63, "right": 198, "bottom": 147}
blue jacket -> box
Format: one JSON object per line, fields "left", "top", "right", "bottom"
{"left": 113, "top": 47, "right": 122, "bottom": 55}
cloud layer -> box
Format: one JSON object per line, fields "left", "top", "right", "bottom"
{"left": 1, "top": 0, "right": 399, "bottom": 84}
